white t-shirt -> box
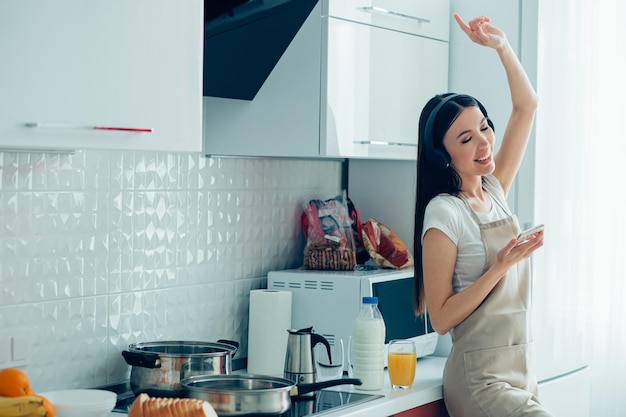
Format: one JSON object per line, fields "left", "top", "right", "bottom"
{"left": 421, "top": 175, "right": 509, "bottom": 293}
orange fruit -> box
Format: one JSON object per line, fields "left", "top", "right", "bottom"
{"left": 37, "top": 394, "right": 55, "bottom": 417}
{"left": 0, "top": 368, "right": 32, "bottom": 397}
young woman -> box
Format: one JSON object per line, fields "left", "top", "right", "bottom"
{"left": 413, "top": 14, "right": 553, "bottom": 417}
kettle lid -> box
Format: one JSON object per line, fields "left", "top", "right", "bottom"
{"left": 287, "top": 326, "right": 314, "bottom": 334}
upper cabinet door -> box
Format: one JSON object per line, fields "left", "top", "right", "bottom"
{"left": 321, "top": 17, "right": 449, "bottom": 160}
{"left": 0, "top": 0, "right": 202, "bottom": 152}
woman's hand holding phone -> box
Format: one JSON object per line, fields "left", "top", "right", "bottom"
{"left": 516, "top": 224, "right": 545, "bottom": 246}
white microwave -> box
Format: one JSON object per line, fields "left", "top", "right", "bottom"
{"left": 267, "top": 267, "right": 438, "bottom": 365}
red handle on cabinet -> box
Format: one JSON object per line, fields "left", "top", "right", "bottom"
{"left": 24, "top": 122, "right": 152, "bottom": 133}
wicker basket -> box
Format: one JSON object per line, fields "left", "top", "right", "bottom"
{"left": 303, "top": 244, "right": 356, "bottom": 271}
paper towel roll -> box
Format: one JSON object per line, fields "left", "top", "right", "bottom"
{"left": 247, "top": 289, "right": 292, "bottom": 376}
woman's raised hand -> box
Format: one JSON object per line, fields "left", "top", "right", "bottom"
{"left": 453, "top": 13, "right": 507, "bottom": 50}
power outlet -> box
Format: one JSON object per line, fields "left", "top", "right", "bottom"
{"left": 11, "top": 333, "right": 30, "bottom": 367}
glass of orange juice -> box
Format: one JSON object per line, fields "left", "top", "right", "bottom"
{"left": 387, "top": 339, "right": 416, "bottom": 389}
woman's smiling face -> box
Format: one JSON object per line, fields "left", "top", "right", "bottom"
{"left": 443, "top": 105, "right": 495, "bottom": 177}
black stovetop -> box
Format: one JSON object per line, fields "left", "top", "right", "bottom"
{"left": 103, "top": 382, "right": 382, "bottom": 417}
{"left": 277, "top": 389, "right": 382, "bottom": 417}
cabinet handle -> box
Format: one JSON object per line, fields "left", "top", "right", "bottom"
{"left": 24, "top": 122, "right": 152, "bottom": 133}
{"left": 357, "top": 6, "right": 431, "bottom": 24}
{"left": 354, "top": 140, "right": 417, "bottom": 147}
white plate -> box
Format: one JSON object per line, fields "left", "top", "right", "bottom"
{"left": 38, "top": 389, "right": 116, "bottom": 417}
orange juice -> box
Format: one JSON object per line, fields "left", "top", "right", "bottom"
{"left": 388, "top": 351, "right": 416, "bottom": 387}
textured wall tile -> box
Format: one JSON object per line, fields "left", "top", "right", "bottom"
{"left": 0, "top": 296, "right": 109, "bottom": 391}
{"left": 0, "top": 148, "right": 343, "bottom": 392}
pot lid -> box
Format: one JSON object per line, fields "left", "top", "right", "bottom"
{"left": 128, "top": 340, "right": 238, "bottom": 357}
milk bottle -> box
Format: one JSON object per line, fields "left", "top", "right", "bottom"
{"left": 352, "top": 296, "right": 386, "bottom": 390}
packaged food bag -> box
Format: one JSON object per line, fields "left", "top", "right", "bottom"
{"left": 301, "top": 192, "right": 358, "bottom": 270}
{"left": 361, "top": 218, "right": 414, "bottom": 269}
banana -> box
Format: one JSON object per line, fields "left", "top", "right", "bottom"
{"left": 0, "top": 395, "right": 47, "bottom": 417}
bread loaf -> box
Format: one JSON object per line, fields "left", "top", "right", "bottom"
{"left": 128, "top": 393, "right": 218, "bottom": 417}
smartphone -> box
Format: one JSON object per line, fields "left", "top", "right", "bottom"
{"left": 516, "top": 224, "right": 545, "bottom": 245}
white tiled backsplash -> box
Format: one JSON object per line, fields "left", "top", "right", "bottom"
{"left": 0, "top": 149, "right": 342, "bottom": 392}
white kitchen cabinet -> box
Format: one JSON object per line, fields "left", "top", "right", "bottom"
{"left": 203, "top": 0, "right": 449, "bottom": 160}
{"left": 322, "top": 18, "right": 448, "bottom": 159}
{"left": 322, "top": 0, "right": 449, "bottom": 160}
{"left": 0, "top": 0, "right": 202, "bottom": 152}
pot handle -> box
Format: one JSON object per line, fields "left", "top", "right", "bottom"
{"left": 293, "top": 378, "right": 362, "bottom": 397}
{"left": 217, "top": 339, "right": 240, "bottom": 357}
{"left": 122, "top": 350, "right": 161, "bottom": 369}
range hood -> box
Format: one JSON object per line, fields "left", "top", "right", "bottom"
{"left": 203, "top": 0, "right": 319, "bottom": 100}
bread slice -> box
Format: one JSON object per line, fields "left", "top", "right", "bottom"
{"left": 128, "top": 393, "right": 218, "bottom": 417}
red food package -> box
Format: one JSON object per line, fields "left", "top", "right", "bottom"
{"left": 300, "top": 192, "right": 358, "bottom": 270}
{"left": 361, "top": 218, "right": 414, "bottom": 269}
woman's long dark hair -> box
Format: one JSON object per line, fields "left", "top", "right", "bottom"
{"left": 413, "top": 93, "right": 492, "bottom": 316}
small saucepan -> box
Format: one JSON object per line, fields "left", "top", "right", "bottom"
{"left": 182, "top": 374, "right": 362, "bottom": 416}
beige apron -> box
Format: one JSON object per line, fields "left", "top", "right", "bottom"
{"left": 442, "top": 187, "right": 553, "bottom": 417}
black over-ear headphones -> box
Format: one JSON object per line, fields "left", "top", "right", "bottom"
{"left": 423, "top": 94, "right": 494, "bottom": 169}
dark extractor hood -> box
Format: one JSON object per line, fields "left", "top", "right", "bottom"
{"left": 203, "top": 0, "right": 319, "bottom": 100}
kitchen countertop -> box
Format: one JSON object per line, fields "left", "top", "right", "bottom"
{"left": 108, "top": 355, "right": 447, "bottom": 417}
{"left": 318, "top": 355, "right": 446, "bottom": 417}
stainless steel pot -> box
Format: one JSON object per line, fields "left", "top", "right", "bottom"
{"left": 182, "top": 374, "right": 362, "bottom": 416}
{"left": 122, "top": 340, "right": 239, "bottom": 397}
